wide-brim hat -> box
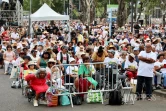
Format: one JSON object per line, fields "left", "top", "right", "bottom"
{"left": 43, "top": 30, "right": 49, "bottom": 34}
{"left": 48, "top": 58, "right": 56, "bottom": 63}
{"left": 12, "top": 43, "right": 17, "bottom": 47}
{"left": 152, "top": 38, "right": 158, "bottom": 43}
{"left": 28, "top": 61, "right": 36, "bottom": 66}
{"left": 109, "top": 45, "right": 116, "bottom": 50}
{"left": 129, "top": 53, "right": 135, "bottom": 59}
{"left": 69, "top": 58, "right": 76, "bottom": 63}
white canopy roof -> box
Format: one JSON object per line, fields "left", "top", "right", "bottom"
{"left": 1, "top": 0, "right": 9, "bottom": 3}
{"left": 31, "top": 3, "right": 69, "bottom": 21}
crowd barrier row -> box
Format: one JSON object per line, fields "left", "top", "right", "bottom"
{"left": 10, "top": 62, "right": 134, "bottom": 107}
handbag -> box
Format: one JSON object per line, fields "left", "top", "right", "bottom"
{"left": 46, "top": 86, "right": 58, "bottom": 107}
{"left": 108, "top": 90, "right": 124, "bottom": 105}
{"left": 72, "top": 95, "right": 82, "bottom": 105}
{"left": 60, "top": 91, "right": 70, "bottom": 106}
{"left": 87, "top": 90, "right": 102, "bottom": 103}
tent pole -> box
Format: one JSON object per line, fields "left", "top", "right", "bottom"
{"left": 68, "top": 20, "right": 71, "bottom": 42}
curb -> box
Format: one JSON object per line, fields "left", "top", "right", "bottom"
{"left": 153, "top": 90, "right": 166, "bottom": 98}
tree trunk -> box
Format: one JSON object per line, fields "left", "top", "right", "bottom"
{"left": 117, "top": 0, "right": 126, "bottom": 27}
{"left": 134, "top": 2, "right": 137, "bottom": 22}
{"left": 79, "top": 0, "right": 87, "bottom": 24}
{"left": 137, "top": 2, "right": 143, "bottom": 23}
{"left": 101, "top": 3, "right": 107, "bottom": 18}
{"left": 90, "top": 2, "right": 95, "bottom": 25}
{"left": 79, "top": 0, "right": 95, "bottom": 25}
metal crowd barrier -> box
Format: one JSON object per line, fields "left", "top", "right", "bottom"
{"left": 10, "top": 60, "right": 134, "bottom": 107}
{"left": 50, "top": 62, "right": 132, "bottom": 107}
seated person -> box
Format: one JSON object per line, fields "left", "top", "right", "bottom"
{"left": 50, "top": 61, "right": 64, "bottom": 89}
{"left": 92, "top": 46, "right": 108, "bottom": 70}
{"left": 103, "top": 50, "right": 120, "bottom": 79}
{"left": 20, "top": 56, "right": 31, "bottom": 78}
{"left": 104, "top": 50, "right": 120, "bottom": 68}
{"left": 104, "top": 50, "right": 126, "bottom": 85}
{"left": 124, "top": 53, "right": 138, "bottom": 81}
{"left": 14, "top": 51, "right": 26, "bottom": 66}
{"left": 25, "top": 68, "right": 51, "bottom": 107}
{"left": 46, "top": 58, "right": 56, "bottom": 74}
{"left": 24, "top": 61, "right": 37, "bottom": 78}
{"left": 65, "top": 58, "right": 78, "bottom": 83}
{"left": 154, "top": 54, "right": 164, "bottom": 89}
{"left": 75, "top": 56, "right": 97, "bottom": 100}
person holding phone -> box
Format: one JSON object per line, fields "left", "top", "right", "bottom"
{"left": 154, "top": 54, "right": 165, "bottom": 89}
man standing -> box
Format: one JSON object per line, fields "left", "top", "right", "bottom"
{"left": 136, "top": 43, "right": 156, "bottom": 101}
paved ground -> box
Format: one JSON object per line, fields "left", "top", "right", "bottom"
{"left": 0, "top": 69, "right": 166, "bottom": 111}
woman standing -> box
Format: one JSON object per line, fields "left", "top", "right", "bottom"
{"left": 3, "top": 45, "right": 15, "bottom": 74}
{"left": 36, "top": 51, "right": 50, "bottom": 68}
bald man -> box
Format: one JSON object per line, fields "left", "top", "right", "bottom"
{"left": 136, "top": 43, "right": 157, "bottom": 101}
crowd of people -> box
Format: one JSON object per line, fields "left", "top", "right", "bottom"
{"left": 0, "top": 21, "right": 166, "bottom": 106}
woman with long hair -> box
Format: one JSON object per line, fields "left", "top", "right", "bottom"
{"left": 36, "top": 51, "right": 51, "bottom": 68}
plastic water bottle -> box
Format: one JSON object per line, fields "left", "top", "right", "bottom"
{"left": 52, "top": 89, "right": 55, "bottom": 94}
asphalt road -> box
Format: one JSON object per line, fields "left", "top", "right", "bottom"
{"left": 0, "top": 69, "right": 166, "bottom": 111}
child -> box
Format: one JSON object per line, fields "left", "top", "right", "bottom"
{"left": 24, "top": 61, "right": 37, "bottom": 78}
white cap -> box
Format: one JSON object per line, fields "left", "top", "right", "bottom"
{"left": 17, "top": 46, "right": 21, "bottom": 49}
{"left": 69, "top": 58, "right": 76, "bottom": 63}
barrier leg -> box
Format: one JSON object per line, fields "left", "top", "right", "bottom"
{"left": 69, "top": 94, "right": 73, "bottom": 108}
{"left": 100, "top": 90, "right": 104, "bottom": 104}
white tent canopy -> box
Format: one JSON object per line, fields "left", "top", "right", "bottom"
{"left": 31, "top": 3, "right": 69, "bottom": 21}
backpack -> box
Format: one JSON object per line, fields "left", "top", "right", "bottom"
{"left": 72, "top": 95, "right": 82, "bottom": 105}
{"left": 108, "top": 90, "right": 124, "bottom": 105}
{"left": 60, "top": 52, "right": 69, "bottom": 64}
{"left": 60, "top": 91, "right": 70, "bottom": 106}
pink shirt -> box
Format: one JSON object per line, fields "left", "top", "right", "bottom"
{"left": 4, "top": 51, "right": 15, "bottom": 61}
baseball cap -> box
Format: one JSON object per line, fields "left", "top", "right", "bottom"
{"left": 133, "top": 47, "right": 139, "bottom": 51}
{"left": 108, "top": 50, "right": 115, "bottom": 55}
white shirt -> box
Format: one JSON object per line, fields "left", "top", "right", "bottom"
{"left": 130, "top": 39, "right": 136, "bottom": 47}
{"left": 11, "top": 32, "right": 19, "bottom": 43}
{"left": 138, "top": 51, "right": 157, "bottom": 77}
{"left": 37, "top": 51, "right": 43, "bottom": 57}
{"left": 154, "top": 61, "right": 166, "bottom": 74}
{"left": 124, "top": 60, "right": 138, "bottom": 69}
{"left": 94, "top": 46, "right": 99, "bottom": 52}
{"left": 119, "top": 38, "right": 129, "bottom": 45}
{"left": 66, "top": 66, "right": 78, "bottom": 75}
{"left": 27, "top": 37, "right": 33, "bottom": 43}
{"left": 29, "top": 54, "right": 39, "bottom": 64}
{"left": 46, "top": 67, "right": 52, "bottom": 74}
{"left": 57, "top": 52, "right": 70, "bottom": 64}
{"left": 104, "top": 57, "right": 119, "bottom": 68}
{"left": 0, "top": 27, "right": 4, "bottom": 35}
